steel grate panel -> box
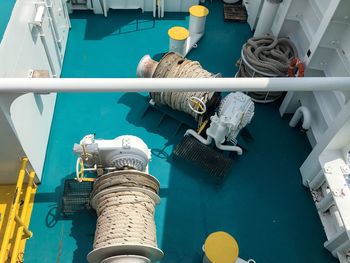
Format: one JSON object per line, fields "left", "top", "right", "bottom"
{"left": 173, "top": 135, "right": 233, "bottom": 177}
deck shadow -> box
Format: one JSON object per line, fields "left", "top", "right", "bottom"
{"left": 29, "top": 173, "right": 96, "bottom": 263}
{"left": 117, "top": 92, "right": 192, "bottom": 141}
{"left": 70, "top": 9, "right": 187, "bottom": 40}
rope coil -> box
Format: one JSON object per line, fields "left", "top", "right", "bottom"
{"left": 91, "top": 171, "right": 160, "bottom": 198}
{"left": 149, "top": 52, "right": 219, "bottom": 121}
{"left": 237, "top": 36, "right": 299, "bottom": 103}
{"left": 88, "top": 170, "right": 163, "bottom": 263}
{"left": 94, "top": 191, "right": 157, "bottom": 249}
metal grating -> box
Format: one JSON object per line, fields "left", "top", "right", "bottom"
{"left": 62, "top": 179, "right": 93, "bottom": 215}
{"left": 173, "top": 135, "right": 234, "bottom": 177}
{"left": 224, "top": 4, "right": 247, "bottom": 23}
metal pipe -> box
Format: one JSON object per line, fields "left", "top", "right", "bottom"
{"left": 10, "top": 171, "right": 36, "bottom": 263}
{"left": 254, "top": 0, "right": 283, "bottom": 37}
{"left": 215, "top": 142, "right": 243, "bottom": 155}
{"left": 308, "top": 170, "right": 325, "bottom": 190}
{"left": 0, "top": 157, "right": 28, "bottom": 263}
{"left": 0, "top": 77, "right": 349, "bottom": 93}
{"left": 316, "top": 192, "right": 334, "bottom": 213}
{"left": 289, "top": 106, "right": 312, "bottom": 130}
{"left": 184, "top": 33, "right": 203, "bottom": 56}
{"left": 185, "top": 129, "right": 212, "bottom": 145}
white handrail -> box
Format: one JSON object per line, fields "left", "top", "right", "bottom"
{"left": 0, "top": 77, "right": 349, "bottom": 93}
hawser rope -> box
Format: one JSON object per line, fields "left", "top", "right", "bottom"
{"left": 237, "top": 35, "right": 301, "bottom": 103}
{"left": 94, "top": 191, "right": 157, "bottom": 249}
{"left": 88, "top": 170, "right": 162, "bottom": 263}
{"left": 150, "top": 52, "right": 218, "bottom": 121}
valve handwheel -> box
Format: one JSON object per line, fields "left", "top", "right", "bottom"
{"left": 188, "top": 96, "right": 207, "bottom": 115}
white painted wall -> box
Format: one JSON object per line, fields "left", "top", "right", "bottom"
{"left": 244, "top": 0, "right": 263, "bottom": 30}
{"left": 0, "top": 0, "right": 70, "bottom": 77}
{"left": 10, "top": 93, "right": 57, "bottom": 180}
{"left": 275, "top": 0, "right": 350, "bottom": 147}
{"left": 0, "top": 92, "right": 57, "bottom": 184}
{"left": 267, "top": 3, "right": 350, "bottom": 261}
{"left": 0, "top": 102, "right": 28, "bottom": 184}
{"left": 0, "top": 0, "right": 69, "bottom": 183}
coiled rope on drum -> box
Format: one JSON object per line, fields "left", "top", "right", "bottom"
{"left": 237, "top": 35, "right": 298, "bottom": 103}
{"left": 94, "top": 191, "right": 157, "bottom": 249}
{"left": 150, "top": 52, "right": 219, "bottom": 121}
{"left": 88, "top": 170, "right": 163, "bottom": 263}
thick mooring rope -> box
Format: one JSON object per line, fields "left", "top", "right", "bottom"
{"left": 150, "top": 52, "right": 218, "bottom": 121}
{"left": 90, "top": 170, "right": 161, "bottom": 255}
{"left": 91, "top": 171, "right": 160, "bottom": 198}
{"left": 94, "top": 191, "right": 157, "bottom": 249}
{"left": 237, "top": 36, "right": 298, "bottom": 103}
{"left": 152, "top": 91, "right": 214, "bottom": 120}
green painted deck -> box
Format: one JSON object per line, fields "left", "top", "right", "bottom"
{"left": 25, "top": 1, "right": 337, "bottom": 263}
{"left": 0, "top": 0, "right": 15, "bottom": 41}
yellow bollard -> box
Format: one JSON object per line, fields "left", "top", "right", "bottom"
{"left": 202, "top": 231, "right": 239, "bottom": 263}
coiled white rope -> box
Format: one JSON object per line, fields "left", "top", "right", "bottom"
{"left": 150, "top": 52, "right": 218, "bottom": 121}
{"left": 91, "top": 171, "right": 160, "bottom": 198}
{"left": 237, "top": 36, "right": 298, "bottom": 103}
{"left": 89, "top": 170, "right": 162, "bottom": 262}
{"left": 94, "top": 191, "right": 157, "bottom": 249}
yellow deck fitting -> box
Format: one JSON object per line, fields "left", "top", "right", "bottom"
{"left": 197, "top": 118, "right": 209, "bottom": 134}
{"left": 189, "top": 5, "right": 209, "bottom": 18}
{"left": 0, "top": 158, "right": 37, "bottom": 263}
{"left": 204, "top": 231, "right": 239, "bottom": 263}
{"left": 168, "top": 26, "right": 189, "bottom": 41}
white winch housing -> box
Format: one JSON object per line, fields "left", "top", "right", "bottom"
{"left": 185, "top": 92, "right": 254, "bottom": 155}
{"left": 73, "top": 134, "right": 151, "bottom": 172}
{"left": 216, "top": 92, "right": 255, "bottom": 144}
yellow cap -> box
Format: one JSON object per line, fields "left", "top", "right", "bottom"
{"left": 168, "top": 26, "right": 189, "bottom": 41}
{"left": 189, "top": 5, "right": 209, "bottom": 17}
{"left": 204, "top": 232, "right": 239, "bottom": 263}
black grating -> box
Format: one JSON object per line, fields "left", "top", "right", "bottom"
{"left": 62, "top": 179, "right": 93, "bottom": 215}
{"left": 173, "top": 135, "right": 234, "bottom": 177}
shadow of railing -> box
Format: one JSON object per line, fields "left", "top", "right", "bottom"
{"left": 34, "top": 173, "right": 96, "bottom": 263}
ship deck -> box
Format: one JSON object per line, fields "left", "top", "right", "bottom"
{"left": 0, "top": 0, "right": 15, "bottom": 41}
{"left": 24, "top": 1, "right": 337, "bottom": 263}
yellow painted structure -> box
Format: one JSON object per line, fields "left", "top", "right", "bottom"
{"left": 189, "top": 5, "right": 209, "bottom": 17}
{"left": 0, "top": 158, "right": 37, "bottom": 263}
{"left": 168, "top": 26, "right": 189, "bottom": 41}
{"left": 204, "top": 231, "right": 239, "bottom": 263}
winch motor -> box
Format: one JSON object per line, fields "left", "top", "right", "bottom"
{"left": 73, "top": 134, "right": 151, "bottom": 174}
{"left": 186, "top": 92, "right": 254, "bottom": 155}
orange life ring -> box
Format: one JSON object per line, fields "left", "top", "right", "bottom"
{"left": 288, "top": 58, "right": 305, "bottom": 77}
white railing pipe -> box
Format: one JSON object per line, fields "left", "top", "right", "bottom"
{"left": 0, "top": 77, "right": 349, "bottom": 93}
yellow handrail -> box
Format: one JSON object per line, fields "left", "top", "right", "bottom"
{"left": 10, "top": 170, "right": 35, "bottom": 263}
{"left": 0, "top": 157, "right": 36, "bottom": 263}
